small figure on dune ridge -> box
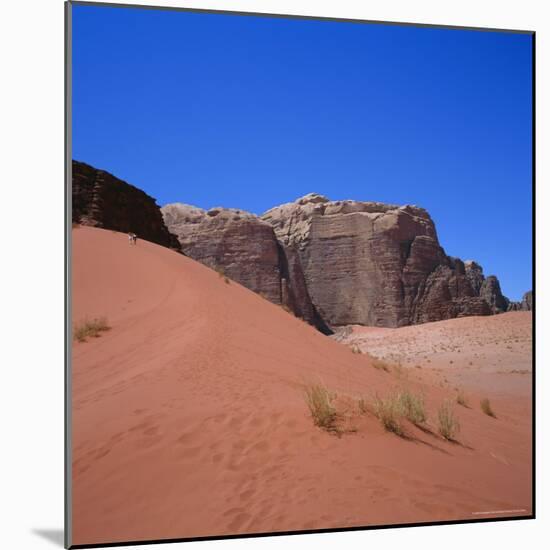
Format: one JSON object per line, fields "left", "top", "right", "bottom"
{"left": 128, "top": 232, "right": 137, "bottom": 245}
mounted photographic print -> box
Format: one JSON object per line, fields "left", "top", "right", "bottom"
{"left": 65, "top": 1, "right": 535, "bottom": 547}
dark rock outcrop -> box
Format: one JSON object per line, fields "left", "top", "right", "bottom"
{"left": 161, "top": 203, "right": 331, "bottom": 334}
{"left": 479, "top": 275, "right": 509, "bottom": 314}
{"left": 464, "top": 261, "right": 485, "bottom": 295}
{"left": 72, "top": 160, "right": 181, "bottom": 250}
{"left": 508, "top": 290, "right": 533, "bottom": 312}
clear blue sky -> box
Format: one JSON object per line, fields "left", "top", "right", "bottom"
{"left": 72, "top": 4, "right": 533, "bottom": 300}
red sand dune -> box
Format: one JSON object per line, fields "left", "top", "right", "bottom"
{"left": 71, "top": 227, "right": 532, "bottom": 546}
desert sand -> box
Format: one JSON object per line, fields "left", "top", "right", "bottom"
{"left": 71, "top": 226, "right": 532, "bottom": 546}
{"left": 337, "top": 312, "right": 532, "bottom": 397}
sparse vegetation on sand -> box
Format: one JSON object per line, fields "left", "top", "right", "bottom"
{"left": 437, "top": 401, "right": 460, "bottom": 440}
{"left": 74, "top": 317, "right": 111, "bottom": 342}
{"left": 373, "top": 393, "right": 404, "bottom": 435}
{"left": 481, "top": 397, "right": 496, "bottom": 417}
{"left": 399, "top": 389, "right": 427, "bottom": 425}
{"left": 456, "top": 389, "right": 468, "bottom": 407}
{"left": 304, "top": 383, "right": 337, "bottom": 432}
{"left": 369, "top": 356, "right": 391, "bottom": 372}
{"left": 351, "top": 345, "right": 361, "bottom": 354}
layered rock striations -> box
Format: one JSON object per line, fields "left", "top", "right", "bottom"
{"left": 261, "top": 194, "right": 492, "bottom": 327}
{"left": 72, "top": 160, "right": 181, "bottom": 250}
{"left": 164, "top": 193, "right": 520, "bottom": 330}
{"left": 161, "top": 203, "right": 331, "bottom": 334}
{"left": 74, "top": 160, "right": 525, "bottom": 331}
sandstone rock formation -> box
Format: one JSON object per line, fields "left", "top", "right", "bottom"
{"left": 479, "top": 275, "right": 509, "bottom": 314}
{"left": 163, "top": 192, "right": 526, "bottom": 330}
{"left": 72, "top": 160, "right": 180, "bottom": 250}
{"left": 161, "top": 203, "right": 331, "bottom": 334}
{"left": 74, "top": 160, "right": 525, "bottom": 331}
{"left": 508, "top": 290, "right": 533, "bottom": 312}
{"left": 262, "top": 194, "right": 492, "bottom": 327}
{"left": 464, "top": 261, "right": 485, "bottom": 295}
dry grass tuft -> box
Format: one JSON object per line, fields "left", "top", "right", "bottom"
{"left": 74, "top": 317, "right": 111, "bottom": 343}
{"left": 304, "top": 384, "right": 337, "bottom": 432}
{"left": 399, "top": 389, "right": 427, "bottom": 425}
{"left": 437, "top": 400, "right": 460, "bottom": 441}
{"left": 456, "top": 389, "right": 468, "bottom": 407}
{"left": 373, "top": 393, "right": 404, "bottom": 435}
{"left": 370, "top": 356, "right": 391, "bottom": 372}
{"left": 357, "top": 396, "right": 368, "bottom": 414}
{"left": 480, "top": 398, "right": 496, "bottom": 417}
{"left": 351, "top": 345, "right": 362, "bottom": 354}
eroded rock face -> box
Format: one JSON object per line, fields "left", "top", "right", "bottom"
{"left": 74, "top": 163, "right": 525, "bottom": 330}
{"left": 508, "top": 290, "right": 533, "bottom": 312}
{"left": 161, "top": 203, "right": 331, "bottom": 334}
{"left": 162, "top": 204, "right": 282, "bottom": 302}
{"left": 465, "top": 261, "right": 485, "bottom": 295}
{"left": 72, "top": 160, "right": 180, "bottom": 250}
{"left": 479, "top": 276, "right": 509, "bottom": 314}
{"left": 262, "top": 196, "right": 492, "bottom": 327}
{"left": 165, "top": 193, "right": 522, "bottom": 329}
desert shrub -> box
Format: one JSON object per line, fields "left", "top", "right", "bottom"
{"left": 371, "top": 357, "right": 390, "bottom": 372}
{"left": 351, "top": 345, "right": 361, "bottom": 354}
{"left": 304, "top": 384, "right": 337, "bottom": 431}
{"left": 74, "top": 317, "right": 110, "bottom": 342}
{"left": 357, "top": 396, "right": 368, "bottom": 414}
{"left": 373, "top": 394, "right": 404, "bottom": 435}
{"left": 399, "top": 389, "right": 427, "bottom": 425}
{"left": 480, "top": 398, "right": 496, "bottom": 417}
{"left": 437, "top": 400, "right": 460, "bottom": 440}
{"left": 456, "top": 389, "right": 468, "bottom": 407}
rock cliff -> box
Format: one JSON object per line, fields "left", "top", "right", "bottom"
{"left": 508, "top": 290, "right": 533, "bottom": 312}
{"left": 261, "top": 195, "right": 492, "bottom": 327}
{"left": 72, "top": 160, "right": 181, "bottom": 251}
{"left": 161, "top": 203, "right": 331, "bottom": 334}
{"left": 73, "top": 162, "right": 525, "bottom": 332}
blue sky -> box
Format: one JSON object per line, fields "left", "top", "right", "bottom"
{"left": 72, "top": 4, "right": 533, "bottom": 300}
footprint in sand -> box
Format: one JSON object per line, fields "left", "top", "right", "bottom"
{"left": 239, "top": 488, "right": 255, "bottom": 502}
{"left": 212, "top": 453, "right": 224, "bottom": 464}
